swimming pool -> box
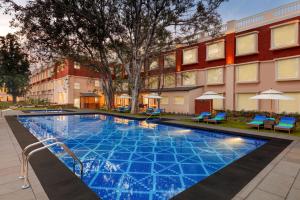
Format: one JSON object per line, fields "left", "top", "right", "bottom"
{"left": 18, "top": 114, "right": 266, "bottom": 200}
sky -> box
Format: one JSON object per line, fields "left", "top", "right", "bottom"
{"left": 0, "top": 0, "right": 296, "bottom": 36}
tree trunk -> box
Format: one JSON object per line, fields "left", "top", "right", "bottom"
{"left": 130, "top": 85, "right": 139, "bottom": 114}
{"left": 12, "top": 95, "right": 17, "bottom": 104}
{"left": 101, "top": 78, "right": 115, "bottom": 110}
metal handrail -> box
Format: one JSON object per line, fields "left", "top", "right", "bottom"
{"left": 20, "top": 141, "right": 83, "bottom": 189}
{"left": 19, "top": 137, "right": 57, "bottom": 179}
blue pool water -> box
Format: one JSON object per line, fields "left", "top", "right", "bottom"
{"left": 18, "top": 114, "right": 266, "bottom": 200}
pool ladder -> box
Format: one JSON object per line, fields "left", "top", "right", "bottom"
{"left": 19, "top": 138, "right": 83, "bottom": 189}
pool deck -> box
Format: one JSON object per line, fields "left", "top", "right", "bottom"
{"left": 0, "top": 109, "right": 300, "bottom": 200}
{"left": 0, "top": 110, "right": 48, "bottom": 200}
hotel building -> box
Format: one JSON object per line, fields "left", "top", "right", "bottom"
{"left": 28, "top": 1, "right": 300, "bottom": 114}
{"left": 145, "top": 0, "right": 300, "bottom": 114}
{"left": 28, "top": 59, "right": 104, "bottom": 109}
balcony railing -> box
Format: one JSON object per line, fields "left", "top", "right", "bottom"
{"left": 235, "top": 0, "right": 300, "bottom": 32}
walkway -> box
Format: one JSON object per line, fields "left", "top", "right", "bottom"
{"left": 0, "top": 110, "right": 48, "bottom": 200}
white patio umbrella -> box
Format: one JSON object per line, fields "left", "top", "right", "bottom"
{"left": 144, "top": 93, "right": 162, "bottom": 108}
{"left": 119, "top": 94, "right": 131, "bottom": 106}
{"left": 250, "top": 89, "right": 293, "bottom": 115}
{"left": 195, "top": 91, "right": 225, "bottom": 112}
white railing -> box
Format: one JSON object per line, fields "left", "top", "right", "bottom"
{"left": 235, "top": 0, "right": 300, "bottom": 32}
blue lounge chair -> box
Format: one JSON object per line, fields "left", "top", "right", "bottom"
{"left": 192, "top": 112, "right": 211, "bottom": 122}
{"left": 274, "top": 117, "right": 296, "bottom": 134}
{"left": 247, "top": 115, "right": 267, "bottom": 130}
{"left": 120, "top": 106, "right": 131, "bottom": 113}
{"left": 143, "top": 107, "right": 154, "bottom": 115}
{"left": 116, "top": 106, "right": 125, "bottom": 112}
{"left": 205, "top": 112, "right": 227, "bottom": 124}
{"left": 147, "top": 108, "right": 162, "bottom": 118}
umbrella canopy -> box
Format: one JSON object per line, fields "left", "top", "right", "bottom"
{"left": 195, "top": 91, "right": 225, "bottom": 100}
{"left": 144, "top": 93, "right": 162, "bottom": 99}
{"left": 250, "top": 89, "right": 293, "bottom": 100}
{"left": 250, "top": 89, "right": 294, "bottom": 115}
{"left": 119, "top": 94, "right": 132, "bottom": 99}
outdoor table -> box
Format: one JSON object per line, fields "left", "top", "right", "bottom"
{"left": 264, "top": 118, "right": 275, "bottom": 130}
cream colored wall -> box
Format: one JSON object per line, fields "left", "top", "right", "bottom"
{"left": 235, "top": 59, "right": 300, "bottom": 113}
{"left": 68, "top": 76, "right": 102, "bottom": 105}
{"left": 160, "top": 87, "right": 203, "bottom": 114}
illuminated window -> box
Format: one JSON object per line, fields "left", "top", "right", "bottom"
{"left": 164, "top": 74, "right": 175, "bottom": 88}
{"left": 74, "top": 62, "right": 81, "bottom": 69}
{"left": 182, "top": 47, "right": 198, "bottom": 65}
{"left": 278, "top": 93, "right": 300, "bottom": 113}
{"left": 95, "top": 80, "right": 100, "bottom": 87}
{"left": 161, "top": 97, "right": 169, "bottom": 105}
{"left": 174, "top": 96, "right": 184, "bottom": 105}
{"left": 74, "top": 82, "right": 80, "bottom": 89}
{"left": 276, "top": 57, "right": 299, "bottom": 80}
{"left": 271, "top": 22, "right": 299, "bottom": 50}
{"left": 182, "top": 71, "right": 196, "bottom": 86}
{"left": 236, "top": 63, "right": 259, "bottom": 83}
{"left": 148, "top": 76, "right": 158, "bottom": 89}
{"left": 206, "top": 40, "right": 225, "bottom": 61}
{"left": 236, "top": 33, "right": 258, "bottom": 56}
{"left": 213, "top": 94, "right": 224, "bottom": 110}
{"left": 206, "top": 68, "right": 223, "bottom": 85}
{"left": 74, "top": 98, "right": 80, "bottom": 108}
{"left": 236, "top": 93, "right": 258, "bottom": 111}
{"left": 149, "top": 59, "right": 159, "bottom": 70}
{"left": 164, "top": 53, "right": 176, "bottom": 68}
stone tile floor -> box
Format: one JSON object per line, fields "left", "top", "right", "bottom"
{"left": 1, "top": 109, "right": 300, "bottom": 200}
{"left": 0, "top": 110, "right": 48, "bottom": 200}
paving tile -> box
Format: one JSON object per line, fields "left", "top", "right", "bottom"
{"left": 284, "top": 152, "right": 300, "bottom": 164}
{"left": 0, "top": 179, "right": 26, "bottom": 195}
{"left": 246, "top": 189, "right": 284, "bottom": 200}
{"left": 258, "top": 172, "right": 294, "bottom": 197}
{"left": 293, "top": 173, "right": 300, "bottom": 190}
{"left": 0, "top": 159, "right": 19, "bottom": 170}
{"left": 286, "top": 188, "right": 300, "bottom": 200}
{"left": 272, "top": 160, "right": 300, "bottom": 178}
{"left": 0, "top": 188, "right": 35, "bottom": 200}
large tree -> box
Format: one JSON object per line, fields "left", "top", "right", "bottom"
{"left": 109, "top": 0, "right": 226, "bottom": 113}
{"left": 0, "top": 34, "right": 30, "bottom": 103}
{"left": 5, "top": 0, "right": 226, "bottom": 112}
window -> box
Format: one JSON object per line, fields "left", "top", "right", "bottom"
{"left": 161, "top": 97, "right": 169, "bottom": 105}
{"left": 149, "top": 60, "right": 159, "bottom": 70}
{"left": 74, "top": 98, "right": 80, "bottom": 108}
{"left": 74, "top": 62, "right": 80, "bottom": 69}
{"left": 182, "top": 71, "right": 196, "bottom": 86}
{"left": 122, "top": 82, "right": 128, "bottom": 91}
{"left": 164, "top": 53, "right": 176, "bottom": 68}
{"left": 213, "top": 94, "right": 224, "bottom": 110}
{"left": 276, "top": 57, "right": 299, "bottom": 80}
{"left": 148, "top": 76, "right": 158, "bottom": 89}
{"left": 95, "top": 80, "right": 100, "bottom": 87}
{"left": 182, "top": 47, "right": 198, "bottom": 65}
{"left": 206, "top": 40, "right": 225, "bottom": 61}
{"left": 236, "top": 33, "right": 258, "bottom": 56}
{"left": 74, "top": 82, "right": 80, "bottom": 89}
{"left": 164, "top": 74, "right": 175, "bottom": 88}
{"left": 174, "top": 96, "right": 184, "bottom": 105}
{"left": 271, "top": 22, "right": 299, "bottom": 50}
{"left": 236, "top": 93, "right": 258, "bottom": 111}
{"left": 278, "top": 93, "right": 300, "bottom": 113}
{"left": 236, "top": 63, "right": 259, "bottom": 83}
{"left": 206, "top": 68, "right": 223, "bottom": 85}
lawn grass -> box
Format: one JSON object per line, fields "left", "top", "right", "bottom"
{"left": 99, "top": 110, "right": 300, "bottom": 137}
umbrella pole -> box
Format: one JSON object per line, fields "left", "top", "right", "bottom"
{"left": 270, "top": 99, "right": 273, "bottom": 117}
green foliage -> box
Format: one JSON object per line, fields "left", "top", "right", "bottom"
{"left": 0, "top": 34, "right": 30, "bottom": 102}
